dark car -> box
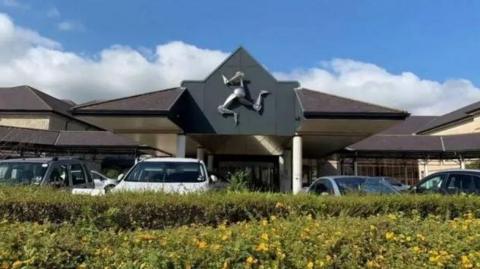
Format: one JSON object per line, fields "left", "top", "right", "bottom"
{"left": 0, "top": 157, "right": 94, "bottom": 189}
{"left": 413, "top": 169, "right": 480, "bottom": 195}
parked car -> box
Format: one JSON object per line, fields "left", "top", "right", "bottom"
{"left": 413, "top": 169, "right": 480, "bottom": 195}
{"left": 91, "top": 170, "right": 118, "bottom": 192}
{"left": 308, "top": 176, "right": 399, "bottom": 196}
{"left": 112, "top": 158, "right": 216, "bottom": 193}
{"left": 370, "top": 176, "right": 410, "bottom": 192}
{"left": 0, "top": 157, "right": 94, "bottom": 189}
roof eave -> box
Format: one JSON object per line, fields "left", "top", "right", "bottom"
{"left": 303, "top": 111, "right": 409, "bottom": 120}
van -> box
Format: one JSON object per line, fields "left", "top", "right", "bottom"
{"left": 113, "top": 158, "right": 214, "bottom": 193}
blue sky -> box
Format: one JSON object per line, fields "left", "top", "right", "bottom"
{"left": 3, "top": 0, "right": 480, "bottom": 84}
{"left": 1, "top": 0, "right": 480, "bottom": 114}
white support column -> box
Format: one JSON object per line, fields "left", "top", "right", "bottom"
{"left": 196, "top": 147, "right": 205, "bottom": 162}
{"left": 176, "top": 134, "right": 186, "bottom": 158}
{"left": 292, "top": 135, "right": 303, "bottom": 194}
{"left": 207, "top": 155, "right": 214, "bottom": 171}
{"left": 459, "top": 155, "right": 465, "bottom": 169}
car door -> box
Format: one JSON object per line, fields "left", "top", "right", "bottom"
{"left": 444, "top": 173, "right": 475, "bottom": 194}
{"left": 45, "top": 164, "right": 69, "bottom": 188}
{"left": 69, "top": 163, "right": 88, "bottom": 188}
{"left": 415, "top": 173, "right": 447, "bottom": 194}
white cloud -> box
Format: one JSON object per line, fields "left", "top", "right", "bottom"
{"left": 57, "top": 21, "right": 84, "bottom": 32}
{"left": 1, "top": 0, "right": 28, "bottom": 9}
{"left": 275, "top": 59, "right": 480, "bottom": 115}
{"left": 0, "top": 13, "right": 228, "bottom": 102}
{"left": 47, "top": 7, "right": 60, "bottom": 18}
{"left": 0, "top": 12, "right": 479, "bottom": 115}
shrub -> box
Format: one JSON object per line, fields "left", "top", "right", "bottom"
{"left": 226, "top": 170, "right": 249, "bottom": 192}
{"left": 1, "top": 214, "right": 480, "bottom": 268}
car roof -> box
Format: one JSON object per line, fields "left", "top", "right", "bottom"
{"left": 0, "top": 157, "right": 84, "bottom": 163}
{"left": 142, "top": 157, "right": 201, "bottom": 163}
{"left": 430, "top": 169, "right": 480, "bottom": 174}
{"left": 318, "top": 175, "right": 370, "bottom": 180}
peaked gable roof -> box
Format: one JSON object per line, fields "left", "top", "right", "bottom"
{"left": 417, "top": 101, "right": 480, "bottom": 134}
{"left": 72, "top": 87, "right": 185, "bottom": 115}
{"left": 0, "top": 85, "right": 72, "bottom": 115}
{"left": 296, "top": 88, "right": 409, "bottom": 119}
{"left": 0, "top": 85, "right": 102, "bottom": 130}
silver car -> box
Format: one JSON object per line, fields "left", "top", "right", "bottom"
{"left": 308, "top": 176, "right": 399, "bottom": 196}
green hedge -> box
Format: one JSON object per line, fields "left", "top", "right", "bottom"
{"left": 2, "top": 187, "right": 480, "bottom": 229}
{"left": 1, "top": 214, "right": 480, "bottom": 268}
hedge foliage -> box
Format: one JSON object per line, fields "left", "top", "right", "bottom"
{"left": 2, "top": 214, "right": 480, "bottom": 268}
{"left": 2, "top": 187, "right": 480, "bottom": 229}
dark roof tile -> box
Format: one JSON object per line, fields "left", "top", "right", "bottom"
{"left": 296, "top": 88, "right": 408, "bottom": 118}
{"left": 73, "top": 87, "right": 184, "bottom": 114}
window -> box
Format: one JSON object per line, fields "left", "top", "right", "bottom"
{"left": 70, "top": 164, "right": 86, "bottom": 185}
{"left": 311, "top": 179, "right": 333, "bottom": 195}
{"left": 417, "top": 174, "right": 444, "bottom": 193}
{"left": 0, "top": 162, "right": 48, "bottom": 185}
{"left": 446, "top": 174, "right": 474, "bottom": 194}
{"left": 49, "top": 165, "right": 68, "bottom": 186}
{"left": 125, "top": 162, "right": 205, "bottom": 183}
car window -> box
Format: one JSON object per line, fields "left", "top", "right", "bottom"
{"left": 446, "top": 173, "right": 474, "bottom": 194}
{"left": 70, "top": 164, "right": 86, "bottom": 185}
{"left": 311, "top": 179, "right": 333, "bottom": 195}
{"left": 49, "top": 165, "right": 68, "bottom": 186}
{"left": 472, "top": 175, "right": 480, "bottom": 193}
{"left": 0, "top": 162, "right": 48, "bottom": 185}
{"left": 417, "top": 174, "right": 444, "bottom": 192}
{"left": 125, "top": 162, "right": 205, "bottom": 183}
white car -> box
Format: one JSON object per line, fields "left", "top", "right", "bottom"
{"left": 112, "top": 158, "right": 214, "bottom": 193}
{"left": 91, "top": 170, "right": 119, "bottom": 192}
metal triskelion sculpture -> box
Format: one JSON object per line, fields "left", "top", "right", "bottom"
{"left": 217, "top": 71, "right": 270, "bottom": 125}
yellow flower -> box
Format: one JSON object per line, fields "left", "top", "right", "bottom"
{"left": 261, "top": 233, "right": 269, "bottom": 241}
{"left": 385, "top": 231, "right": 395, "bottom": 241}
{"left": 246, "top": 256, "right": 257, "bottom": 265}
{"left": 461, "top": 255, "right": 473, "bottom": 269}
{"left": 196, "top": 240, "right": 208, "bottom": 249}
{"left": 387, "top": 214, "right": 397, "bottom": 221}
{"left": 307, "top": 261, "right": 314, "bottom": 269}
{"left": 256, "top": 242, "right": 269, "bottom": 252}
{"left": 261, "top": 219, "right": 268, "bottom": 226}
{"left": 12, "top": 261, "right": 23, "bottom": 269}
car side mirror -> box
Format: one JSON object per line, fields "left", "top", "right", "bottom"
{"left": 117, "top": 173, "right": 124, "bottom": 180}
{"left": 210, "top": 174, "right": 218, "bottom": 183}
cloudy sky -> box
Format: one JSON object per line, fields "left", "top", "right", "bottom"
{"left": 1, "top": 1, "right": 480, "bottom": 115}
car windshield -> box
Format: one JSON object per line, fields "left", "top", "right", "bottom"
{"left": 0, "top": 162, "right": 48, "bottom": 185}
{"left": 125, "top": 161, "right": 205, "bottom": 183}
{"left": 334, "top": 177, "right": 397, "bottom": 195}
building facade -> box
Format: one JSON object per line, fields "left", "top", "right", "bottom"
{"left": 71, "top": 48, "right": 407, "bottom": 192}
